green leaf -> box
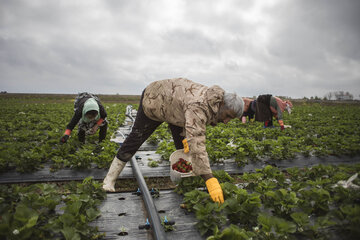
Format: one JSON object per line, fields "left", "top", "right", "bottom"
{"left": 258, "top": 213, "right": 296, "bottom": 235}
{"left": 86, "top": 207, "right": 100, "bottom": 221}
{"left": 206, "top": 224, "right": 255, "bottom": 240}
{"left": 258, "top": 213, "right": 272, "bottom": 232}
{"left": 65, "top": 200, "right": 82, "bottom": 216}
{"left": 59, "top": 213, "right": 76, "bottom": 227}
{"left": 290, "top": 212, "right": 309, "bottom": 227}
{"left": 22, "top": 215, "right": 38, "bottom": 230}
{"left": 61, "top": 227, "right": 81, "bottom": 240}
{"left": 274, "top": 217, "right": 297, "bottom": 234}
{"left": 14, "top": 204, "right": 39, "bottom": 229}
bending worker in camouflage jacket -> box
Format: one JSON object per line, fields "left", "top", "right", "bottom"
{"left": 103, "top": 78, "right": 245, "bottom": 203}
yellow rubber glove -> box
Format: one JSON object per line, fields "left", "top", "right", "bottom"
{"left": 205, "top": 177, "right": 224, "bottom": 203}
{"left": 182, "top": 139, "right": 189, "bottom": 153}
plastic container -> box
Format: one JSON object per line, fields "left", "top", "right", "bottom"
{"left": 169, "top": 149, "right": 195, "bottom": 182}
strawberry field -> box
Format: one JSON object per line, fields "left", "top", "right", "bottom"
{"left": 1, "top": 95, "right": 359, "bottom": 173}
{"left": 153, "top": 102, "right": 360, "bottom": 164}
{"left": 0, "top": 94, "right": 360, "bottom": 239}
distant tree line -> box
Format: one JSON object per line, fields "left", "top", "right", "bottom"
{"left": 324, "top": 91, "right": 354, "bottom": 100}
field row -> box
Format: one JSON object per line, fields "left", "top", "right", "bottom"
{"left": 1, "top": 97, "right": 360, "bottom": 173}
{"left": 153, "top": 102, "right": 360, "bottom": 165}
{"left": 1, "top": 164, "right": 359, "bottom": 239}
{"left": 1, "top": 96, "right": 360, "bottom": 239}
{"left": 178, "top": 164, "right": 360, "bottom": 239}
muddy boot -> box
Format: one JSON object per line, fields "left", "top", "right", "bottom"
{"left": 103, "top": 157, "right": 126, "bottom": 192}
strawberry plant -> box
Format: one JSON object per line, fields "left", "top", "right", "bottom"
{"left": 0, "top": 177, "right": 106, "bottom": 240}
{"left": 207, "top": 224, "right": 256, "bottom": 240}
{"left": 193, "top": 202, "right": 227, "bottom": 236}
{"left": 149, "top": 102, "right": 360, "bottom": 163}
{"left": 147, "top": 123, "right": 171, "bottom": 144}
{"left": 263, "top": 189, "right": 299, "bottom": 217}
{"left": 223, "top": 185, "right": 261, "bottom": 226}
{"left": 257, "top": 213, "right": 297, "bottom": 238}
{"left": 0, "top": 95, "right": 128, "bottom": 173}
{"left": 155, "top": 140, "right": 176, "bottom": 160}
{"left": 182, "top": 189, "right": 210, "bottom": 211}
{"left": 176, "top": 164, "right": 360, "bottom": 239}
{"left": 290, "top": 212, "right": 310, "bottom": 233}
{"left": 336, "top": 204, "right": 360, "bottom": 238}
{"left": 161, "top": 216, "right": 176, "bottom": 232}
{"left": 175, "top": 170, "right": 233, "bottom": 195}
{"left": 298, "top": 187, "right": 331, "bottom": 215}
{"left": 1, "top": 96, "right": 359, "bottom": 173}
{"left": 148, "top": 160, "right": 159, "bottom": 167}
{"left": 213, "top": 170, "right": 235, "bottom": 183}
{"left": 175, "top": 176, "right": 204, "bottom": 195}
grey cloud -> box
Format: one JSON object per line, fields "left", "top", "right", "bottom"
{"left": 267, "top": 0, "right": 360, "bottom": 67}
{"left": 0, "top": 0, "right": 359, "bottom": 98}
{"left": 160, "top": 28, "right": 220, "bottom": 56}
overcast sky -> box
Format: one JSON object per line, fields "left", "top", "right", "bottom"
{"left": 1, "top": 0, "right": 359, "bottom": 98}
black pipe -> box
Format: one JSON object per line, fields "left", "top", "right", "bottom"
{"left": 130, "top": 157, "right": 167, "bottom": 240}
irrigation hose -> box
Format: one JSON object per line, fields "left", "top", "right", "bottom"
{"left": 130, "top": 156, "right": 167, "bottom": 240}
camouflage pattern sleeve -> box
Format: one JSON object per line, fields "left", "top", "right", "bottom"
{"left": 184, "top": 103, "right": 212, "bottom": 176}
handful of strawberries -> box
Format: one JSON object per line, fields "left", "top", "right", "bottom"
{"left": 172, "top": 158, "right": 192, "bottom": 173}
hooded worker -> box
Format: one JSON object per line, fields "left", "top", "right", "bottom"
{"left": 103, "top": 78, "right": 245, "bottom": 204}
{"left": 251, "top": 94, "right": 293, "bottom": 130}
{"left": 60, "top": 94, "right": 108, "bottom": 143}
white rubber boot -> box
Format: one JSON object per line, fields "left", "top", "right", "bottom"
{"left": 103, "top": 157, "right": 126, "bottom": 192}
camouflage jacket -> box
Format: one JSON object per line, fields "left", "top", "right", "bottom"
{"left": 143, "top": 78, "right": 225, "bottom": 175}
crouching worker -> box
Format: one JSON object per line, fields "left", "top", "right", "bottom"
{"left": 103, "top": 78, "right": 245, "bottom": 204}
{"left": 60, "top": 92, "right": 108, "bottom": 144}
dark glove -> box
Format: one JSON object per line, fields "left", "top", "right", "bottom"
{"left": 280, "top": 125, "right": 285, "bottom": 131}
{"left": 60, "top": 135, "right": 69, "bottom": 144}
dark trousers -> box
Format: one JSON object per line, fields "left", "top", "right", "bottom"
{"left": 116, "top": 90, "right": 184, "bottom": 162}
{"left": 255, "top": 94, "right": 272, "bottom": 122}
{"left": 99, "top": 123, "right": 107, "bottom": 142}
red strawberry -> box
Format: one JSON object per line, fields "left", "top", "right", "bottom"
{"left": 173, "top": 158, "right": 193, "bottom": 173}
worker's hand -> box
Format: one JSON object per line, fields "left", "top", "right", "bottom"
{"left": 89, "top": 125, "right": 99, "bottom": 135}
{"left": 241, "top": 116, "right": 246, "bottom": 124}
{"left": 278, "top": 120, "right": 284, "bottom": 131}
{"left": 205, "top": 177, "right": 224, "bottom": 204}
{"left": 60, "top": 134, "right": 69, "bottom": 144}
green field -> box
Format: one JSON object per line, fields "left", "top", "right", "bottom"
{"left": 1, "top": 94, "right": 359, "bottom": 173}
{"left": 0, "top": 94, "right": 360, "bottom": 239}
